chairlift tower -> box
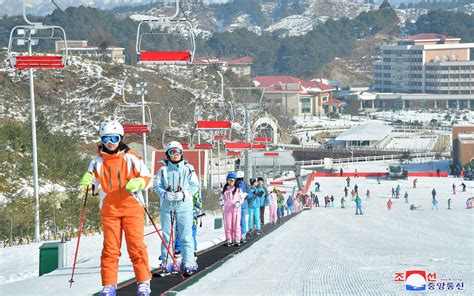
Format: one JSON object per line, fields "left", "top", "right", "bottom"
{"left": 7, "top": 6, "right": 68, "bottom": 242}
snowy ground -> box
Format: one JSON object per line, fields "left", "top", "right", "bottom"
{"left": 1, "top": 173, "right": 472, "bottom": 295}
{"left": 0, "top": 212, "right": 229, "bottom": 295}
{"left": 181, "top": 176, "right": 474, "bottom": 295}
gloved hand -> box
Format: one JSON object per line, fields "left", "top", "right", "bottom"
{"left": 219, "top": 199, "right": 225, "bottom": 207}
{"left": 126, "top": 177, "right": 146, "bottom": 193}
{"left": 166, "top": 192, "right": 185, "bottom": 201}
{"left": 81, "top": 172, "right": 95, "bottom": 190}
{"left": 234, "top": 201, "right": 241, "bottom": 209}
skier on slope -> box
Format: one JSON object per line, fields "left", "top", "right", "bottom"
{"left": 80, "top": 120, "right": 152, "bottom": 296}
{"left": 269, "top": 187, "right": 279, "bottom": 224}
{"left": 413, "top": 178, "right": 418, "bottom": 188}
{"left": 247, "top": 179, "right": 262, "bottom": 235}
{"left": 355, "top": 195, "right": 363, "bottom": 215}
{"left": 286, "top": 194, "right": 294, "bottom": 215}
{"left": 387, "top": 198, "right": 393, "bottom": 211}
{"left": 236, "top": 171, "right": 248, "bottom": 243}
{"left": 219, "top": 173, "right": 244, "bottom": 246}
{"left": 277, "top": 190, "right": 285, "bottom": 223}
{"left": 404, "top": 191, "right": 409, "bottom": 203}
{"left": 257, "top": 177, "right": 269, "bottom": 227}
{"left": 153, "top": 141, "right": 200, "bottom": 276}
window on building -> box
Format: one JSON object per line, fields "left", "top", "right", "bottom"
{"left": 300, "top": 97, "right": 311, "bottom": 113}
{"left": 321, "top": 96, "right": 328, "bottom": 102}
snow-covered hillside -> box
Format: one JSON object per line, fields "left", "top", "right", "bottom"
{"left": 0, "top": 54, "right": 228, "bottom": 144}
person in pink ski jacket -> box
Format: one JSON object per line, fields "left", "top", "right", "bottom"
{"left": 268, "top": 187, "right": 279, "bottom": 224}
{"left": 219, "top": 173, "right": 244, "bottom": 246}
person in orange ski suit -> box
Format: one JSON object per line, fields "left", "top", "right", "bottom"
{"left": 81, "top": 120, "right": 152, "bottom": 296}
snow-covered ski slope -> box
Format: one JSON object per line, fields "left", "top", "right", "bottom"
{"left": 180, "top": 177, "right": 473, "bottom": 295}
{"left": 0, "top": 176, "right": 472, "bottom": 295}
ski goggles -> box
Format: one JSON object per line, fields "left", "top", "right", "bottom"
{"left": 167, "top": 148, "right": 183, "bottom": 157}
{"left": 101, "top": 134, "right": 121, "bottom": 145}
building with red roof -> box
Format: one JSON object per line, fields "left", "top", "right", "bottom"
{"left": 252, "top": 75, "right": 338, "bottom": 116}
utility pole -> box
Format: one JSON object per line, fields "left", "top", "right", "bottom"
{"left": 139, "top": 83, "right": 149, "bottom": 225}
{"left": 27, "top": 28, "right": 41, "bottom": 243}
{"left": 244, "top": 103, "right": 252, "bottom": 184}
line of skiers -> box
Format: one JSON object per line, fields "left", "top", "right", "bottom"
{"left": 219, "top": 174, "right": 295, "bottom": 247}
{"left": 80, "top": 120, "right": 305, "bottom": 296}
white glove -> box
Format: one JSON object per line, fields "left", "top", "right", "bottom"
{"left": 219, "top": 199, "right": 224, "bottom": 206}
{"left": 234, "top": 201, "right": 241, "bottom": 209}
{"left": 165, "top": 192, "right": 184, "bottom": 201}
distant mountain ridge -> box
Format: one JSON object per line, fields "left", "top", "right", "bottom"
{"left": 0, "top": 0, "right": 229, "bottom": 16}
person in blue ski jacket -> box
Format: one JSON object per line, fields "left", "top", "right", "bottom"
{"left": 286, "top": 195, "right": 294, "bottom": 215}
{"left": 236, "top": 171, "right": 248, "bottom": 243}
{"left": 153, "top": 141, "right": 200, "bottom": 274}
{"left": 247, "top": 179, "right": 263, "bottom": 234}
{"left": 257, "top": 177, "right": 268, "bottom": 227}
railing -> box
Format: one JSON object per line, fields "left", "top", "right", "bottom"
{"left": 296, "top": 151, "right": 439, "bottom": 168}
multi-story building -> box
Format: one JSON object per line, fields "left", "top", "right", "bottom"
{"left": 373, "top": 33, "right": 474, "bottom": 94}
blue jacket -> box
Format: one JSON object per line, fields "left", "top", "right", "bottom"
{"left": 237, "top": 180, "right": 248, "bottom": 209}
{"left": 257, "top": 186, "right": 270, "bottom": 207}
{"left": 153, "top": 159, "right": 200, "bottom": 213}
{"left": 286, "top": 196, "right": 294, "bottom": 207}
{"left": 247, "top": 186, "right": 261, "bottom": 209}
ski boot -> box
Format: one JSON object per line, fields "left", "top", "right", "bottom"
{"left": 137, "top": 281, "right": 151, "bottom": 296}
{"left": 224, "top": 240, "right": 233, "bottom": 247}
{"left": 234, "top": 241, "right": 241, "bottom": 247}
{"left": 157, "top": 261, "right": 173, "bottom": 277}
{"left": 240, "top": 235, "right": 247, "bottom": 244}
{"left": 183, "top": 261, "right": 198, "bottom": 277}
{"left": 100, "top": 285, "right": 116, "bottom": 296}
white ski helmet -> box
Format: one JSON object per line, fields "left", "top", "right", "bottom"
{"left": 236, "top": 171, "right": 244, "bottom": 178}
{"left": 165, "top": 141, "right": 183, "bottom": 153}
{"left": 99, "top": 120, "right": 124, "bottom": 137}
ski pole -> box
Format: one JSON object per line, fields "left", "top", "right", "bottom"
{"left": 134, "top": 192, "right": 184, "bottom": 279}
{"left": 69, "top": 187, "right": 90, "bottom": 288}
{"left": 144, "top": 228, "right": 162, "bottom": 237}
{"left": 163, "top": 209, "right": 175, "bottom": 271}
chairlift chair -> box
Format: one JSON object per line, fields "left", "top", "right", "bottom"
{"left": 136, "top": 0, "right": 196, "bottom": 65}
{"left": 8, "top": 13, "right": 68, "bottom": 69}
{"left": 114, "top": 104, "right": 153, "bottom": 133}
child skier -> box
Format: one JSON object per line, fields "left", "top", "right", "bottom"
{"left": 366, "top": 189, "right": 370, "bottom": 201}
{"left": 404, "top": 191, "right": 409, "bottom": 203}
{"left": 247, "top": 179, "right": 262, "bottom": 235}
{"left": 236, "top": 171, "right": 248, "bottom": 243}
{"left": 269, "top": 187, "right": 279, "bottom": 224}
{"left": 276, "top": 190, "right": 285, "bottom": 223}
{"left": 286, "top": 195, "right": 294, "bottom": 215}
{"left": 452, "top": 183, "right": 456, "bottom": 195}
{"left": 387, "top": 198, "right": 393, "bottom": 211}
{"left": 81, "top": 120, "right": 152, "bottom": 296}
{"left": 355, "top": 195, "right": 363, "bottom": 215}
{"left": 220, "top": 173, "right": 244, "bottom": 246}
{"left": 153, "top": 141, "right": 200, "bottom": 276}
